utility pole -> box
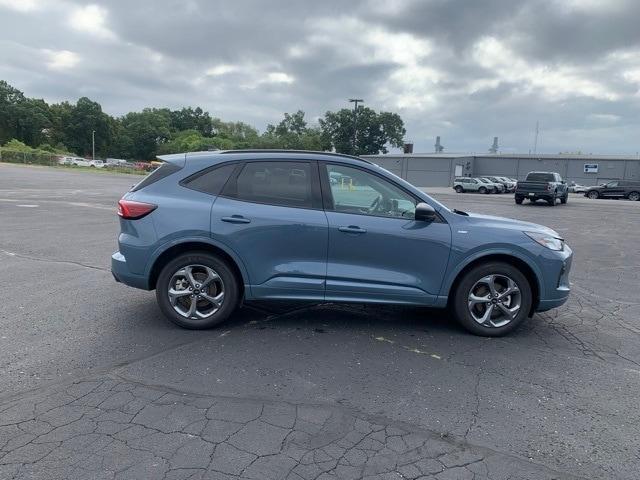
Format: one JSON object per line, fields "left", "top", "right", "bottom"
{"left": 92, "top": 130, "right": 96, "bottom": 161}
{"left": 533, "top": 121, "right": 539, "bottom": 154}
{"left": 349, "top": 98, "right": 363, "bottom": 154}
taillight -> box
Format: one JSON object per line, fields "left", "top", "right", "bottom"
{"left": 117, "top": 199, "right": 157, "bottom": 219}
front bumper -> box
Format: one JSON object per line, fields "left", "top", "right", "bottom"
{"left": 111, "top": 251, "right": 149, "bottom": 290}
{"left": 535, "top": 244, "right": 573, "bottom": 312}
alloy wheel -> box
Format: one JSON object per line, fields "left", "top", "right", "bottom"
{"left": 467, "top": 274, "right": 522, "bottom": 328}
{"left": 167, "top": 264, "right": 225, "bottom": 319}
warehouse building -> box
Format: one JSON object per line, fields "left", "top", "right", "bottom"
{"left": 362, "top": 153, "right": 640, "bottom": 188}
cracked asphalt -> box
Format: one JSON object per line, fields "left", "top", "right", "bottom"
{"left": 1, "top": 163, "right": 639, "bottom": 479}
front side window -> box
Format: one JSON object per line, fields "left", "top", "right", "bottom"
{"left": 226, "top": 161, "right": 314, "bottom": 208}
{"left": 325, "top": 164, "right": 416, "bottom": 219}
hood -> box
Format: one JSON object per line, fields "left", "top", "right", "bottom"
{"left": 462, "top": 212, "right": 560, "bottom": 237}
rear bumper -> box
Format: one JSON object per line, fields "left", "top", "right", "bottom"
{"left": 111, "top": 251, "right": 150, "bottom": 290}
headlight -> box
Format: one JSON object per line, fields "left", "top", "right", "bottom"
{"left": 524, "top": 231, "right": 564, "bottom": 251}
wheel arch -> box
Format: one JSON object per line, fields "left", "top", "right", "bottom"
{"left": 147, "top": 238, "right": 249, "bottom": 295}
{"left": 445, "top": 253, "right": 541, "bottom": 315}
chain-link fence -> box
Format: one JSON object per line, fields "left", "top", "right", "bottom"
{"left": 0, "top": 148, "right": 147, "bottom": 175}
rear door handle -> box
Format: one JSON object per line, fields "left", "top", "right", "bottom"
{"left": 338, "top": 225, "right": 367, "bottom": 234}
{"left": 221, "top": 215, "right": 251, "bottom": 224}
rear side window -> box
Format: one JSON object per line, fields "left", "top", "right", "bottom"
{"left": 223, "top": 161, "right": 315, "bottom": 209}
{"left": 182, "top": 163, "right": 236, "bottom": 195}
{"left": 131, "top": 162, "right": 182, "bottom": 192}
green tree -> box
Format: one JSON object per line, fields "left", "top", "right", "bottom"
{"left": 0, "top": 81, "right": 26, "bottom": 144}
{"left": 63, "top": 97, "right": 113, "bottom": 157}
{"left": 261, "top": 110, "right": 329, "bottom": 151}
{"left": 320, "top": 107, "right": 405, "bottom": 155}
{"left": 118, "top": 108, "right": 172, "bottom": 160}
{"left": 169, "top": 107, "right": 212, "bottom": 136}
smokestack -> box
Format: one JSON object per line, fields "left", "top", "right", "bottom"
{"left": 434, "top": 136, "right": 444, "bottom": 153}
{"left": 489, "top": 137, "right": 499, "bottom": 154}
{"left": 403, "top": 142, "right": 414, "bottom": 154}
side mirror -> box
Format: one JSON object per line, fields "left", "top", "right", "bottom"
{"left": 415, "top": 202, "right": 436, "bottom": 221}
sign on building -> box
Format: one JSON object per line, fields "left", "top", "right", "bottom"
{"left": 584, "top": 164, "right": 599, "bottom": 173}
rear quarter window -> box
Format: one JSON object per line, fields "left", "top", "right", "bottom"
{"left": 131, "top": 162, "right": 182, "bottom": 192}
{"left": 181, "top": 163, "right": 237, "bottom": 195}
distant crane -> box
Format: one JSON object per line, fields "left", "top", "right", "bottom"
{"left": 434, "top": 136, "right": 444, "bottom": 153}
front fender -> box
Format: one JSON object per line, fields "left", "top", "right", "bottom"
{"left": 439, "top": 246, "right": 544, "bottom": 300}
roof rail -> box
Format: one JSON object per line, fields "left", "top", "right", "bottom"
{"left": 218, "top": 149, "right": 373, "bottom": 164}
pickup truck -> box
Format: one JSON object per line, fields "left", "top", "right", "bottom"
{"left": 515, "top": 171, "right": 569, "bottom": 206}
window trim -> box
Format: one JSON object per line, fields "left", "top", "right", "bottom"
{"left": 219, "top": 159, "right": 323, "bottom": 211}
{"left": 318, "top": 161, "right": 445, "bottom": 223}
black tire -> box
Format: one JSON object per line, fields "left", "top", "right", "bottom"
{"left": 452, "top": 261, "right": 532, "bottom": 337}
{"left": 515, "top": 196, "right": 523, "bottom": 204}
{"left": 155, "top": 252, "right": 240, "bottom": 329}
{"left": 628, "top": 191, "right": 640, "bottom": 201}
{"left": 454, "top": 185, "right": 464, "bottom": 193}
{"left": 587, "top": 190, "right": 599, "bottom": 199}
{"left": 547, "top": 195, "right": 556, "bottom": 206}
{"left": 478, "top": 186, "right": 487, "bottom": 194}
{"left": 560, "top": 193, "right": 568, "bottom": 204}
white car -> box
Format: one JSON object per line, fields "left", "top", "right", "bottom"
{"left": 88, "top": 160, "right": 105, "bottom": 168}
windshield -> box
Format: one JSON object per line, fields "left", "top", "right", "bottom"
{"left": 526, "top": 173, "right": 555, "bottom": 182}
{"left": 479, "top": 178, "right": 491, "bottom": 183}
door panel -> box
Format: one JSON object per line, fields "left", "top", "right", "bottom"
{"left": 210, "top": 160, "right": 327, "bottom": 300}
{"left": 325, "top": 212, "right": 452, "bottom": 304}
{"left": 211, "top": 197, "right": 328, "bottom": 299}
{"left": 322, "top": 163, "right": 452, "bottom": 305}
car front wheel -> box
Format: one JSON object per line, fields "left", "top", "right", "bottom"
{"left": 587, "top": 190, "right": 599, "bottom": 199}
{"left": 156, "top": 252, "right": 240, "bottom": 329}
{"left": 452, "top": 262, "right": 532, "bottom": 336}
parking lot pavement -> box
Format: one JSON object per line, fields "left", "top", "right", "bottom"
{"left": 1, "top": 162, "right": 639, "bottom": 479}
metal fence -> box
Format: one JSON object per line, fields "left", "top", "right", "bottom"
{"left": 0, "top": 148, "right": 146, "bottom": 175}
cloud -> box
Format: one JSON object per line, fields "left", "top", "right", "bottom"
{"left": 68, "top": 4, "right": 116, "bottom": 40}
{"left": 43, "top": 49, "right": 80, "bottom": 70}
{"left": 0, "top": 0, "right": 639, "bottom": 153}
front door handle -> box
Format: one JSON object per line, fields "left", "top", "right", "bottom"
{"left": 221, "top": 215, "right": 251, "bottom": 224}
{"left": 338, "top": 225, "right": 367, "bottom": 234}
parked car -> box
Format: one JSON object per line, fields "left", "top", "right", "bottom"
{"left": 89, "top": 160, "right": 105, "bottom": 168}
{"left": 488, "top": 176, "right": 517, "bottom": 192}
{"left": 568, "top": 182, "right": 588, "bottom": 193}
{"left": 112, "top": 150, "right": 573, "bottom": 337}
{"left": 71, "top": 158, "right": 92, "bottom": 167}
{"left": 585, "top": 180, "right": 640, "bottom": 201}
{"left": 453, "top": 177, "right": 493, "bottom": 194}
{"left": 57, "top": 156, "right": 74, "bottom": 166}
{"left": 478, "top": 177, "right": 504, "bottom": 193}
{"left": 515, "top": 172, "right": 569, "bottom": 206}
{"left": 106, "top": 158, "right": 128, "bottom": 166}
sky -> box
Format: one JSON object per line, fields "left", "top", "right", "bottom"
{"left": 1, "top": 0, "right": 640, "bottom": 154}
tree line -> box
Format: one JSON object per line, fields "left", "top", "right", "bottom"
{"left": 0, "top": 80, "right": 406, "bottom": 161}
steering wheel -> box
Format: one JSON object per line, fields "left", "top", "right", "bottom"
{"left": 368, "top": 195, "right": 382, "bottom": 213}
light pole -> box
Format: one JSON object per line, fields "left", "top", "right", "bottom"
{"left": 92, "top": 130, "right": 96, "bottom": 161}
{"left": 349, "top": 98, "right": 363, "bottom": 154}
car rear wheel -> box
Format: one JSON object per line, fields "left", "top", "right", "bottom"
{"left": 478, "top": 186, "right": 487, "bottom": 194}
{"left": 454, "top": 185, "right": 464, "bottom": 193}
{"left": 452, "top": 262, "right": 532, "bottom": 336}
{"left": 587, "top": 190, "right": 599, "bottom": 199}
{"left": 628, "top": 191, "right": 640, "bottom": 201}
{"left": 156, "top": 252, "right": 240, "bottom": 329}
{"left": 515, "top": 196, "right": 523, "bottom": 204}
{"left": 560, "top": 193, "right": 568, "bottom": 204}
{"left": 547, "top": 195, "right": 556, "bottom": 206}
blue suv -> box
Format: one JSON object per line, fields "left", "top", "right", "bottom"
{"left": 112, "top": 150, "right": 572, "bottom": 336}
